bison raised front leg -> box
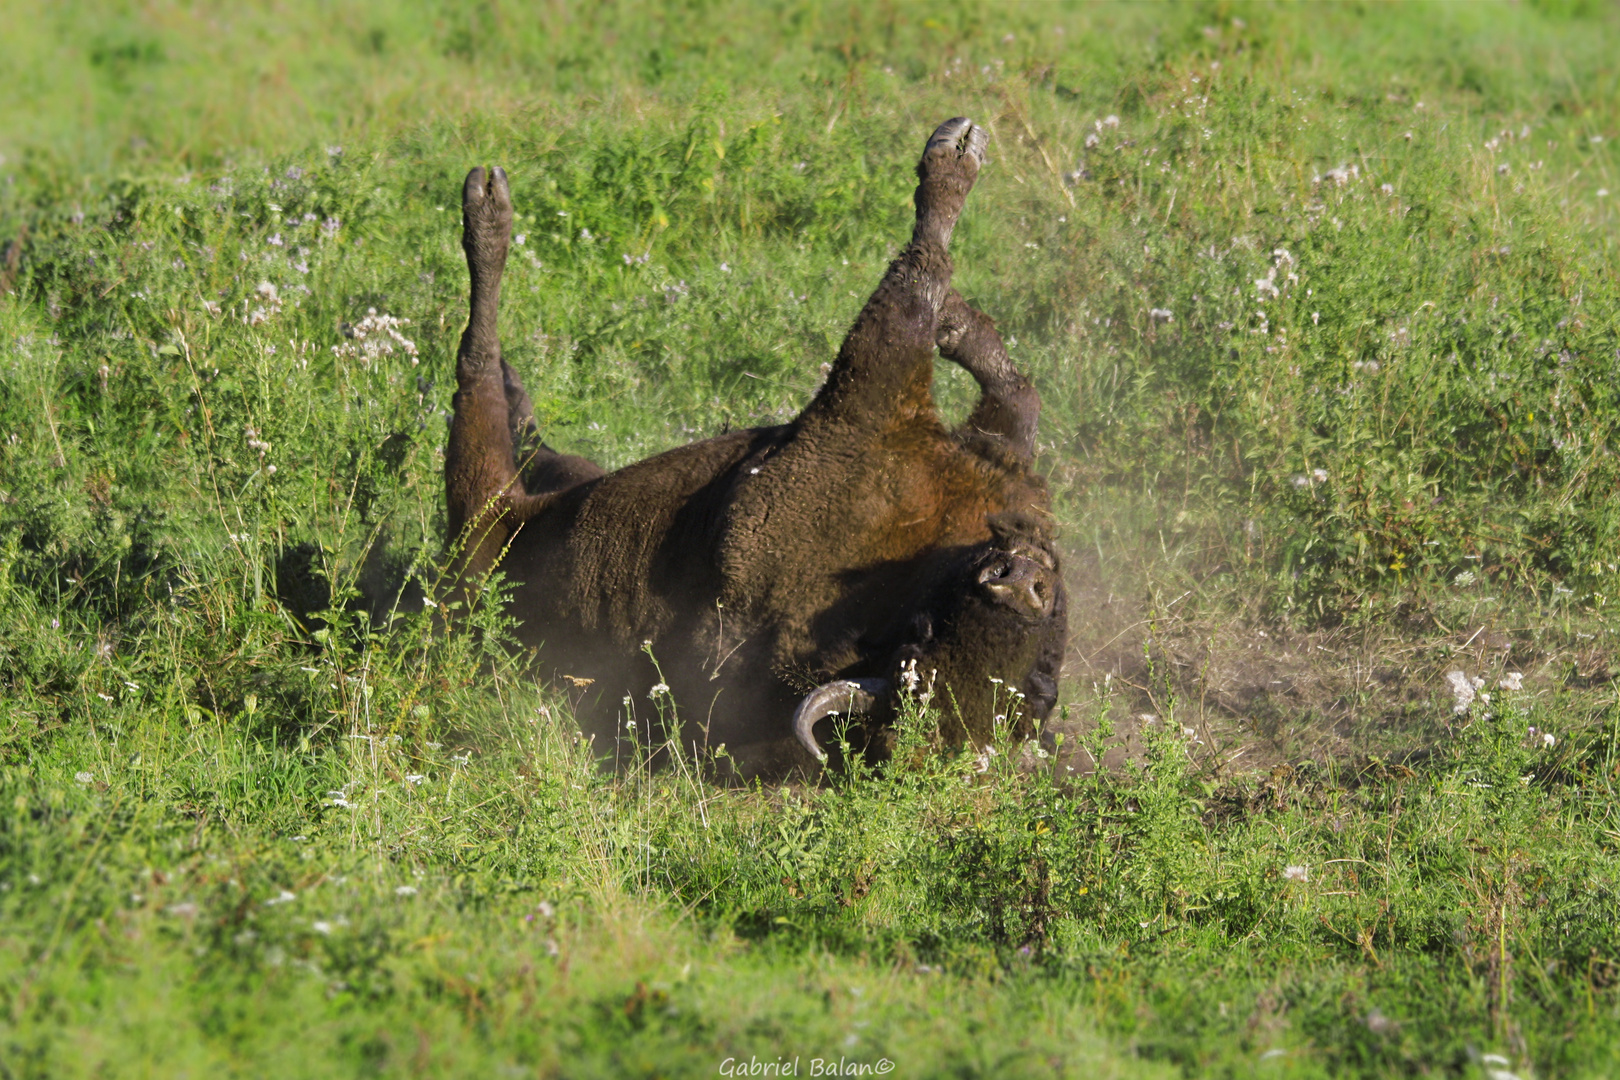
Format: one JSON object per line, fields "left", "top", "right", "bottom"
{"left": 799, "top": 117, "right": 987, "bottom": 429}
{"left": 937, "top": 289, "right": 1040, "bottom": 461}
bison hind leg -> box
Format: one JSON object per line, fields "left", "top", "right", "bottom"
{"left": 501, "top": 357, "right": 605, "bottom": 494}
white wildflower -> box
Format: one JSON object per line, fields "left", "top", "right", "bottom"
{"left": 265, "top": 889, "right": 297, "bottom": 906}
{"left": 395, "top": 885, "right": 418, "bottom": 897}
{"left": 1282, "top": 865, "right": 1309, "bottom": 883}
{"left": 332, "top": 309, "right": 418, "bottom": 368}
{"left": 1454, "top": 570, "right": 1477, "bottom": 587}
{"left": 1498, "top": 672, "right": 1523, "bottom": 692}
{"left": 1311, "top": 468, "right": 1328, "bottom": 482}
{"left": 74, "top": 771, "right": 94, "bottom": 784}
{"left": 1149, "top": 307, "right": 1173, "bottom": 322}
{"left": 312, "top": 921, "right": 332, "bottom": 935}
{"left": 1445, "top": 670, "right": 1484, "bottom": 714}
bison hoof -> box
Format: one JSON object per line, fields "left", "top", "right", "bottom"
{"left": 914, "top": 117, "right": 988, "bottom": 246}
{"left": 923, "top": 116, "right": 988, "bottom": 170}
{"left": 462, "top": 165, "right": 513, "bottom": 275}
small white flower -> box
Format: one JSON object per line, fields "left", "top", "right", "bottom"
{"left": 720, "top": 262, "right": 730, "bottom": 273}
{"left": 1454, "top": 570, "right": 1477, "bottom": 587}
{"left": 74, "top": 771, "right": 94, "bottom": 784}
{"left": 1282, "top": 865, "right": 1309, "bottom": 883}
{"left": 312, "top": 920, "right": 332, "bottom": 935}
{"left": 395, "top": 885, "right": 418, "bottom": 897}
{"left": 1498, "top": 672, "right": 1523, "bottom": 692}
{"left": 1542, "top": 732, "right": 1556, "bottom": 748}
{"left": 405, "top": 774, "right": 425, "bottom": 785}
{"left": 648, "top": 682, "right": 670, "bottom": 698}
{"left": 265, "top": 889, "right": 297, "bottom": 906}
{"left": 1380, "top": 183, "right": 1394, "bottom": 195}
{"left": 537, "top": 900, "right": 555, "bottom": 918}
{"left": 1149, "top": 307, "right": 1173, "bottom": 323}
{"left": 1311, "top": 468, "right": 1328, "bottom": 482}
{"left": 1445, "top": 670, "right": 1481, "bottom": 714}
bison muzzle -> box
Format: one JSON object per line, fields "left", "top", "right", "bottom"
{"left": 445, "top": 117, "right": 1067, "bottom": 778}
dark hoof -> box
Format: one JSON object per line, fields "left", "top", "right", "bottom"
{"left": 922, "top": 116, "right": 988, "bottom": 175}
{"left": 914, "top": 118, "right": 988, "bottom": 245}
{"left": 462, "top": 166, "right": 513, "bottom": 275}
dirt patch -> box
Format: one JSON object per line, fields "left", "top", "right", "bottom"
{"left": 1046, "top": 546, "right": 1620, "bottom": 777}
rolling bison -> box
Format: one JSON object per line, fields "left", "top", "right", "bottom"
{"left": 446, "top": 117, "right": 1066, "bottom": 778}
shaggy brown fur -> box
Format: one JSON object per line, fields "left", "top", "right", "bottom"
{"left": 445, "top": 118, "right": 1066, "bottom": 778}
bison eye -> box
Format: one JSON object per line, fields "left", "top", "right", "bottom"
{"left": 978, "top": 559, "right": 1011, "bottom": 584}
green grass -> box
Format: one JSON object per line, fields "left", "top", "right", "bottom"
{"left": 1, "top": 1, "right": 1620, "bottom": 1075}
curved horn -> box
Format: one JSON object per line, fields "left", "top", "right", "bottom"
{"left": 792, "top": 678, "right": 891, "bottom": 762}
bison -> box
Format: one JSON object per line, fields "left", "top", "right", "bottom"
{"left": 445, "top": 117, "right": 1066, "bottom": 778}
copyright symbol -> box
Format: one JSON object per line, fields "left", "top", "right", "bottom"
{"left": 875, "top": 1060, "right": 895, "bottom": 1075}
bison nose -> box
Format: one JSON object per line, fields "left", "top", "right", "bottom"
{"left": 978, "top": 554, "right": 1055, "bottom": 618}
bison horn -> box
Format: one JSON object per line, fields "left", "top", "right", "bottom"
{"left": 792, "top": 678, "right": 891, "bottom": 762}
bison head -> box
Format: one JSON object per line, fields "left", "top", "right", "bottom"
{"left": 793, "top": 512, "right": 1065, "bottom": 763}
